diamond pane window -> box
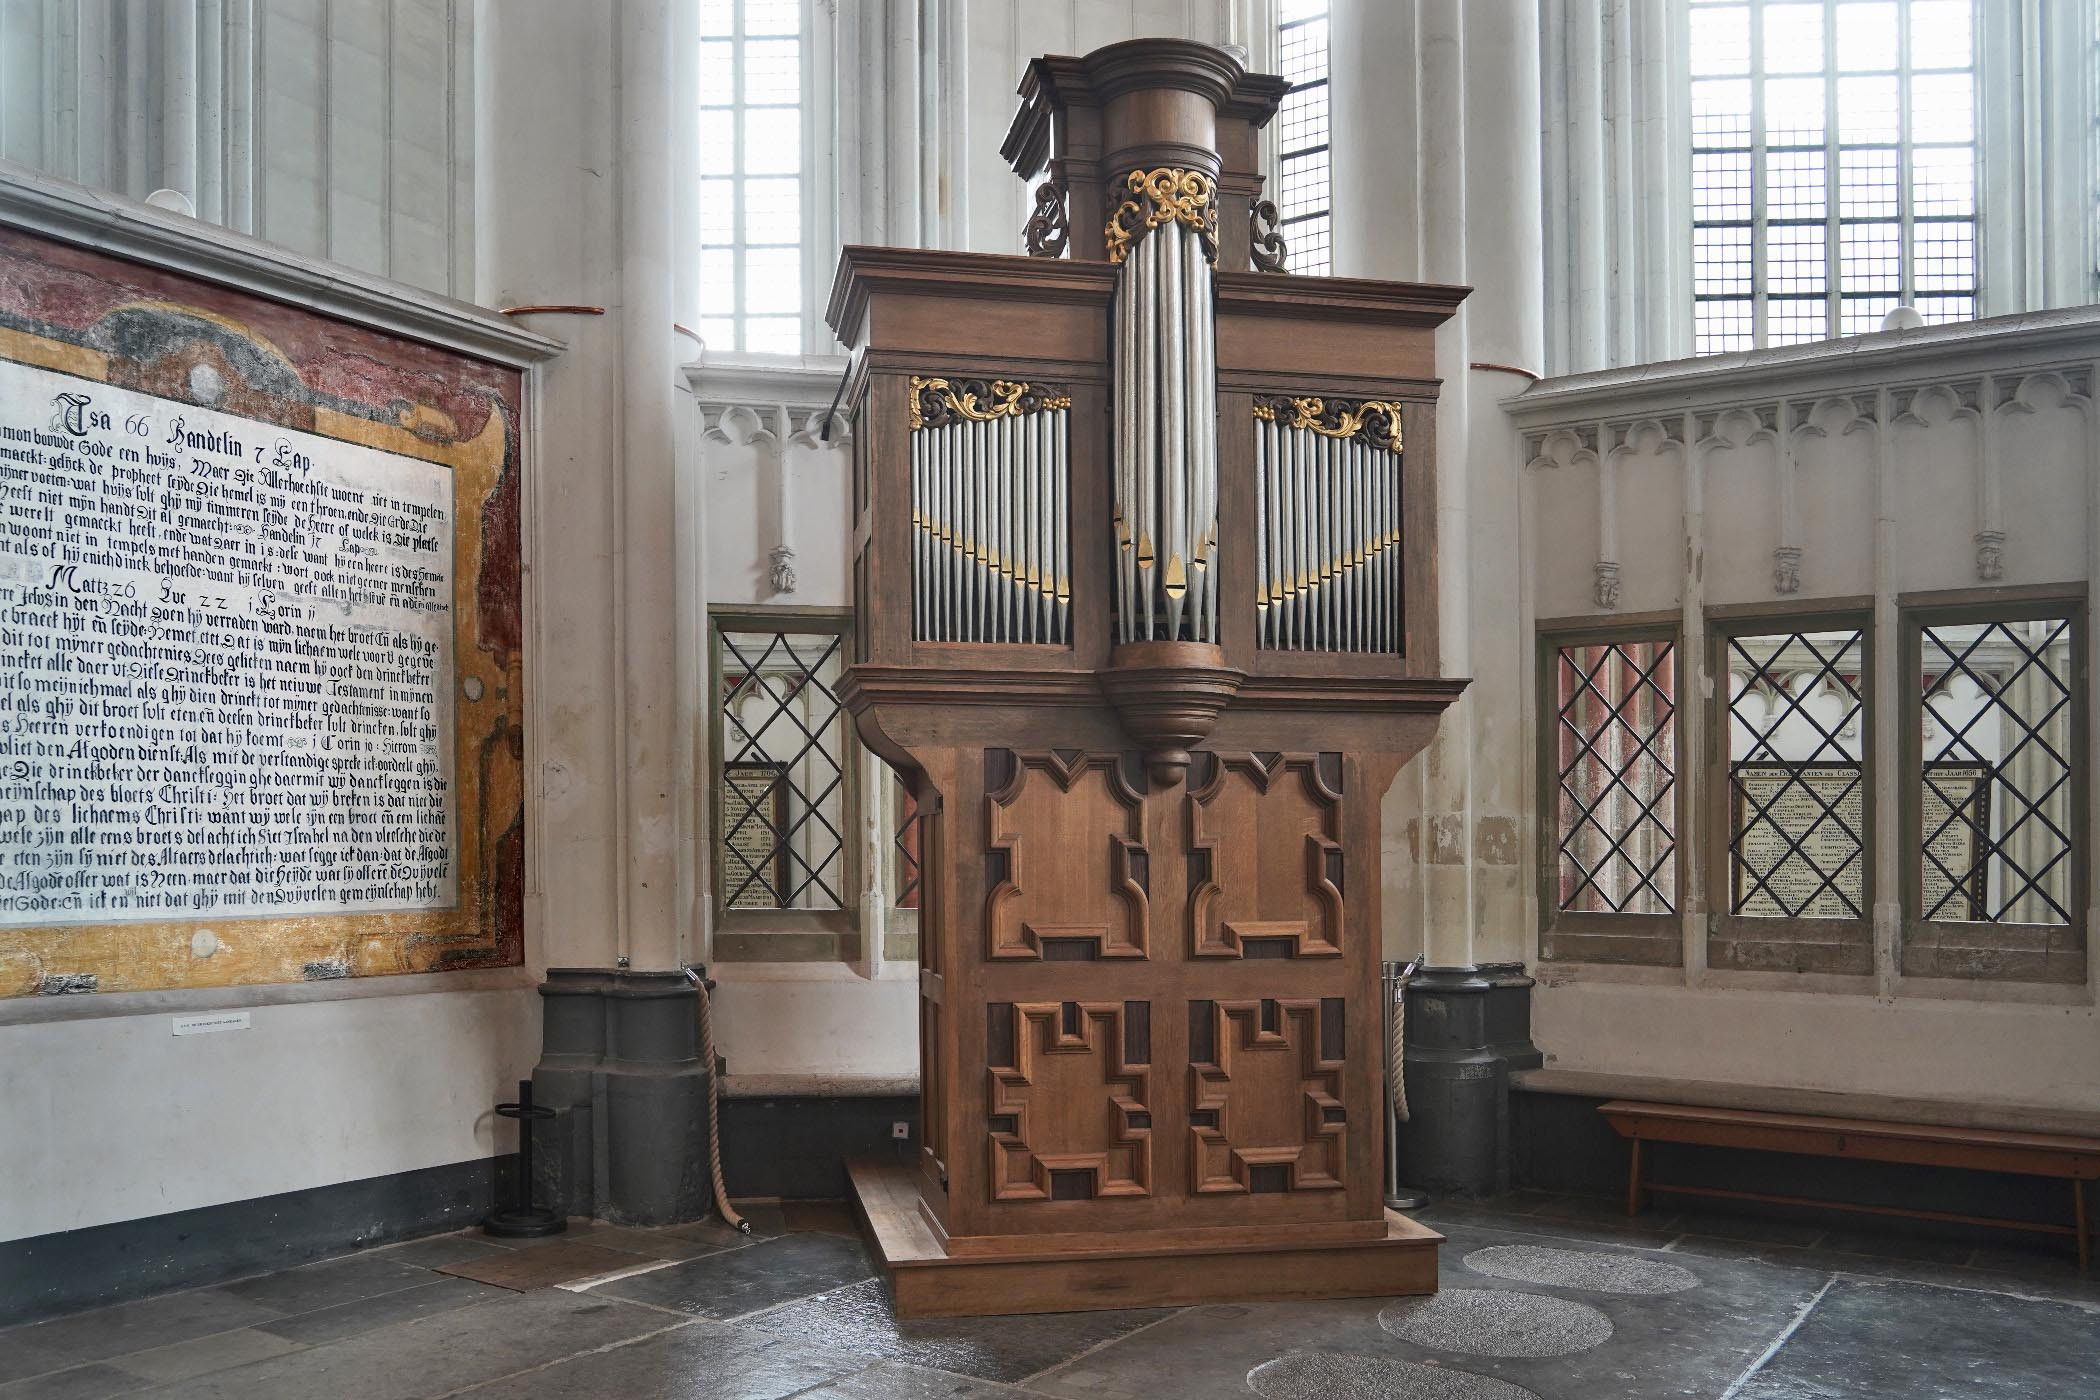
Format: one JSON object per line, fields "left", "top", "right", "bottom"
{"left": 1690, "top": 0, "right": 1977, "bottom": 353}
{"left": 894, "top": 782, "right": 922, "bottom": 912}
{"left": 1725, "top": 630, "right": 1867, "bottom": 919}
{"left": 1918, "top": 616, "right": 2077, "bottom": 925}
{"left": 717, "top": 625, "right": 848, "bottom": 911}
{"left": 1553, "top": 640, "right": 1679, "bottom": 915}
{"left": 700, "top": 0, "right": 804, "bottom": 353}
{"left": 1275, "top": 0, "right": 1331, "bottom": 275}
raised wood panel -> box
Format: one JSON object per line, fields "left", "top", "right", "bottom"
{"left": 1189, "top": 997, "right": 1347, "bottom": 1195}
{"left": 987, "top": 1000, "right": 1153, "bottom": 1202}
{"left": 1187, "top": 752, "right": 1346, "bottom": 958}
{"left": 985, "top": 749, "right": 1151, "bottom": 960}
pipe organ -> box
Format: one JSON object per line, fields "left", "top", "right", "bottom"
{"left": 830, "top": 40, "right": 1468, "bottom": 1317}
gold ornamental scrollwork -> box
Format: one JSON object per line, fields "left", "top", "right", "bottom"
{"left": 909, "top": 376, "right": 1075, "bottom": 432}
{"left": 1253, "top": 396, "right": 1405, "bottom": 453}
{"left": 1103, "top": 168, "right": 1220, "bottom": 266}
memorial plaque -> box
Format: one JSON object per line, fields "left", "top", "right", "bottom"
{"left": 0, "top": 223, "right": 532, "bottom": 997}
{"left": 1731, "top": 762, "right": 1864, "bottom": 919}
{"left": 721, "top": 761, "right": 788, "bottom": 909}
{"left": 0, "top": 359, "right": 457, "bottom": 924}
{"left": 1921, "top": 761, "right": 1990, "bottom": 921}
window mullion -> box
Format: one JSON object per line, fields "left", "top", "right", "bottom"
{"left": 1751, "top": 0, "right": 1770, "bottom": 348}
{"left": 1897, "top": 0, "right": 1916, "bottom": 309}
{"left": 1823, "top": 0, "right": 1842, "bottom": 340}
{"left": 732, "top": 0, "right": 748, "bottom": 352}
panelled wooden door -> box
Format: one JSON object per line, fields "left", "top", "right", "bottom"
{"left": 933, "top": 745, "right": 1378, "bottom": 1240}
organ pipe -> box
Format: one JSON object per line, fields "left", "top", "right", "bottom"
{"left": 1107, "top": 170, "right": 1220, "bottom": 645}
{"left": 1252, "top": 396, "right": 1407, "bottom": 654}
{"left": 907, "top": 377, "right": 1073, "bottom": 645}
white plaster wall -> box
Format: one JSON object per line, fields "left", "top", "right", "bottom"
{"left": 712, "top": 965, "right": 919, "bottom": 1084}
{"left": 0, "top": 982, "right": 539, "bottom": 1242}
{"left": 1533, "top": 977, "right": 2100, "bottom": 1113}
{"left": 1509, "top": 320, "right": 2100, "bottom": 1114}
{"left": 957, "top": 0, "right": 1245, "bottom": 255}
{"left": 0, "top": 0, "right": 476, "bottom": 299}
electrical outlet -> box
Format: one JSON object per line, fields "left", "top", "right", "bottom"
{"left": 891, "top": 1121, "right": 911, "bottom": 1141}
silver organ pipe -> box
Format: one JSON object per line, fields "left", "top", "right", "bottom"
{"left": 1252, "top": 396, "right": 1406, "bottom": 654}
{"left": 1107, "top": 168, "right": 1219, "bottom": 646}
{"left": 908, "top": 377, "right": 1073, "bottom": 645}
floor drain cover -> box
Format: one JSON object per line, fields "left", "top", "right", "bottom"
{"left": 1379, "top": 1289, "right": 1614, "bottom": 1358}
{"left": 1248, "top": 1351, "right": 1541, "bottom": 1399}
{"left": 1463, "top": 1244, "right": 1701, "bottom": 1295}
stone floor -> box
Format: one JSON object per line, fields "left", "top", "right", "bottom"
{"left": 4, "top": 1192, "right": 2097, "bottom": 1399}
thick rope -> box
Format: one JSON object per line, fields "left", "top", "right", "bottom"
{"left": 691, "top": 971, "right": 749, "bottom": 1234}
{"left": 1388, "top": 971, "right": 1410, "bottom": 1124}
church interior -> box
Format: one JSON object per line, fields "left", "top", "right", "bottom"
{"left": 3, "top": 2, "right": 2099, "bottom": 1397}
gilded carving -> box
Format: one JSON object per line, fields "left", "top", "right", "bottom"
{"left": 1253, "top": 395, "right": 1404, "bottom": 453}
{"left": 909, "top": 376, "right": 1073, "bottom": 432}
{"left": 1103, "top": 167, "right": 1220, "bottom": 265}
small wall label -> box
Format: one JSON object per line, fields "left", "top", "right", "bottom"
{"left": 172, "top": 1011, "right": 252, "bottom": 1037}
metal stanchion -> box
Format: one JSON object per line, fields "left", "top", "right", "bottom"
{"left": 1383, "top": 958, "right": 1430, "bottom": 1212}
{"left": 484, "top": 1079, "right": 565, "bottom": 1238}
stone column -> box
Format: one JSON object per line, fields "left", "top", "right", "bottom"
{"left": 1333, "top": 0, "right": 1545, "bottom": 1196}
{"left": 481, "top": 0, "right": 709, "bottom": 1223}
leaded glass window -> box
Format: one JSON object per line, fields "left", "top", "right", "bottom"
{"left": 715, "top": 622, "right": 848, "bottom": 911}
{"left": 1724, "top": 628, "right": 1867, "bottom": 918}
{"left": 1553, "top": 639, "right": 1680, "bottom": 915}
{"left": 700, "top": 0, "right": 804, "bottom": 353}
{"left": 1918, "top": 615, "right": 2077, "bottom": 925}
{"left": 1275, "top": 0, "right": 1332, "bottom": 275}
{"left": 1691, "top": 0, "right": 1978, "bottom": 352}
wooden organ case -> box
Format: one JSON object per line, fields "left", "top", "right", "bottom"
{"left": 829, "top": 40, "right": 1469, "bottom": 1316}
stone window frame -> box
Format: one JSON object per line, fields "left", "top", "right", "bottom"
{"left": 1535, "top": 611, "right": 1688, "bottom": 968}
{"left": 1898, "top": 584, "right": 2090, "bottom": 985}
{"left": 1703, "top": 599, "right": 1877, "bottom": 977}
{"left": 707, "top": 605, "right": 863, "bottom": 962}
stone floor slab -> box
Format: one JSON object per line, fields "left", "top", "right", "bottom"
{"left": 217, "top": 1255, "right": 436, "bottom": 1315}
{"left": 435, "top": 1241, "right": 657, "bottom": 1292}
{"left": 107, "top": 1328, "right": 305, "bottom": 1384}
{"left": 0, "top": 1364, "right": 141, "bottom": 1400}
{"left": 1731, "top": 1276, "right": 2100, "bottom": 1399}
{"left": 135, "top": 1290, "right": 678, "bottom": 1400}
{"left": 787, "top": 1361, "right": 1037, "bottom": 1398}
{"left": 744, "top": 1276, "right": 1174, "bottom": 1383}
{"left": 0, "top": 1291, "right": 286, "bottom": 1369}
{"left": 375, "top": 1235, "right": 517, "bottom": 1270}
{"left": 450, "top": 1316, "right": 863, "bottom": 1399}
{"left": 590, "top": 1232, "right": 873, "bottom": 1320}
{"left": 254, "top": 1277, "right": 510, "bottom": 1344}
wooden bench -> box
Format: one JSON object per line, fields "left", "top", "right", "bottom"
{"left": 1599, "top": 1099, "right": 2100, "bottom": 1271}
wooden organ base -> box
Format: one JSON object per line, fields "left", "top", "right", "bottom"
{"left": 849, "top": 1159, "right": 1442, "bottom": 1318}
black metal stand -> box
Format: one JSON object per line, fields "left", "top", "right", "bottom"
{"left": 484, "top": 1079, "right": 566, "bottom": 1238}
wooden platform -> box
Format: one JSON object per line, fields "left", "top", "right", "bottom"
{"left": 848, "top": 1159, "right": 1444, "bottom": 1318}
